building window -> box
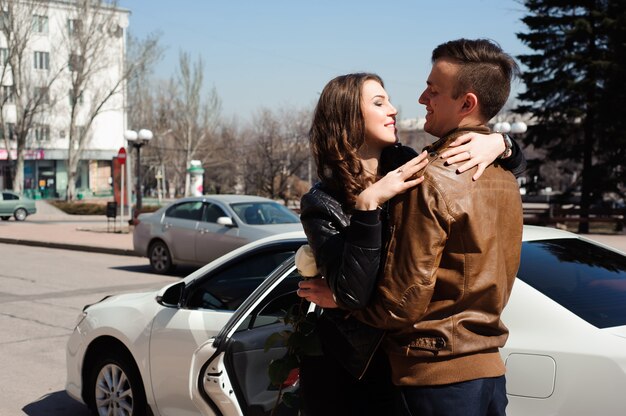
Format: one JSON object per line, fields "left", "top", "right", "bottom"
{"left": 0, "top": 48, "right": 8, "bottom": 65}
{"left": 34, "top": 86, "right": 49, "bottom": 104}
{"left": 34, "top": 124, "right": 50, "bottom": 141}
{"left": 69, "top": 89, "right": 83, "bottom": 106}
{"left": 68, "top": 54, "right": 83, "bottom": 72}
{"left": 34, "top": 51, "right": 49, "bottom": 70}
{"left": 1, "top": 85, "right": 15, "bottom": 103}
{"left": 67, "top": 19, "right": 82, "bottom": 36}
{"left": 0, "top": 11, "right": 10, "bottom": 31}
{"left": 32, "top": 14, "right": 48, "bottom": 34}
{"left": 0, "top": 123, "right": 16, "bottom": 140}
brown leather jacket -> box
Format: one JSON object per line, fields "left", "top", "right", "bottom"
{"left": 354, "top": 126, "right": 523, "bottom": 386}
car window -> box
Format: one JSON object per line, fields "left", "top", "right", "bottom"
{"left": 203, "top": 203, "right": 226, "bottom": 223}
{"left": 518, "top": 238, "right": 626, "bottom": 328}
{"left": 231, "top": 202, "right": 299, "bottom": 225}
{"left": 165, "top": 201, "right": 203, "bottom": 221}
{"left": 2, "top": 192, "right": 18, "bottom": 200}
{"left": 235, "top": 269, "right": 303, "bottom": 332}
{"left": 186, "top": 249, "right": 297, "bottom": 311}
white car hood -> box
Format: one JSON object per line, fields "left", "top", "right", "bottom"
{"left": 89, "top": 290, "right": 157, "bottom": 310}
{"left": 606, "top": 325, "right": 626, "bottom": 339}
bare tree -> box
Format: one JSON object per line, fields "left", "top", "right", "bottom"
{"left": 243, "top": 107, "right": 310, "bottom": 203}
{"left": 169, "top": 51, "right": 220, "bottom": 196}
{"left": 62, "top": 0, "right": 160, "bottom": 200}
{"left": 0, "top": 0, "right": 64, "bottom": 193}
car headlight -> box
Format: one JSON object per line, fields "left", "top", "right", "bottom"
{"left": 73, "top": 311, "right": 88, "bottom": 330}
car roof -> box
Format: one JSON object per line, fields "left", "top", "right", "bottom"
{"left": 522, "top": 225, "right": 579, "bottom": 242}
{"left": 182, "top": 230, "right": 307, "bottom": 283}
{"left": 170, "top": 194, "right": 281, "bottom": 204}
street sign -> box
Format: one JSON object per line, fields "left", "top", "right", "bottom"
{"left": 117, "top": 147, "right": 127, "bottom": 165}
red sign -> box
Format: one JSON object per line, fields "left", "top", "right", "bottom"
{"left": 117, "top": 147, "right": 127, "bottom": 165}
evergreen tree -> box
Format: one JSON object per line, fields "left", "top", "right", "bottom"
{"left": 516, "top": 0, "right": 626, "bottom": 233}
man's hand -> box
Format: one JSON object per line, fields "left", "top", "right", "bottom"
{"left": 297, "top": 278, "right": 338, "bottom": 308}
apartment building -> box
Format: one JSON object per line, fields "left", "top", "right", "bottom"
{"left": 0, "top": 0, "right": 129, "bottom": 199}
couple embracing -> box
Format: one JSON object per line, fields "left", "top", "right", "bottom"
{"left": 296, "top": 38, "right": 525, "bottom": 416}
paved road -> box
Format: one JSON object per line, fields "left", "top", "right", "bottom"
{"left": 0, "top": 244, "right": 180, "bottom": 416}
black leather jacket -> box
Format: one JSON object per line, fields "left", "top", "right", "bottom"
{"left": 300, "top": 139, "right": 526, "bottom": 309}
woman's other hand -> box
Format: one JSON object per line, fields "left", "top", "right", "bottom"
{"left": 355, "top": 150, "right": 428, "bottom": 210}
{"left": 439, "top": 132, "right": 506, "bottom": 180}
{"left": 297, "top": 278, "right": 339, "bottom": 308}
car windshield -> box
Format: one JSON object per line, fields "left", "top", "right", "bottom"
{"left": 230, "top": 202, "right": 299, "bottom": 225}
{"left": 517, "top": 238, "right": 626, "bottom": 329}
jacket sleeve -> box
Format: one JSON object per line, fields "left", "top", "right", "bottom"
{"left": 353, "top": 180, "right": 448, "bottom": 330}
{"left": 300, "top": 190, "right": 382, "bottom": 310}
{"left": 499, "top": 137, "right": 527, "bottom": 178}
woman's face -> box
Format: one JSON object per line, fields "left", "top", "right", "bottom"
{"left": 361, "top": 80, "right": 397, "bottom": 150}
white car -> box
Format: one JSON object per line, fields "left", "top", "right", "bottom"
{"left": 189, "top": 226, "right": 626, "bottom": 416}
{"left": 67, "top": 226, "right": 626, "bottom": 416}
{"left": 66, "top": 231, "right": 307, "bottom": 416}
{"left": 133, "top": 195, "right": 303, "bottom": 274}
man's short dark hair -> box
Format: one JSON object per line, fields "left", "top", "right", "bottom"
{"left": 432, "top": 38, "right": 519, "bottom": 121}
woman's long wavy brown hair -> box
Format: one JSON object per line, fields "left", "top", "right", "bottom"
{"left": 309, "top": 73, "right": 383, "bottom": 208}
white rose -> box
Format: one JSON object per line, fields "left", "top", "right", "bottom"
{"left": 295, "top": 244, "right": 319, "bottom": 278}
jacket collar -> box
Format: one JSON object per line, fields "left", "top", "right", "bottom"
{"left": 423, "top": 125, "right": 491, "bottom": 157}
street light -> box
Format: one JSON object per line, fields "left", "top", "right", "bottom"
{"left": 124, "top": 128, "right": 153, "bottom": 222}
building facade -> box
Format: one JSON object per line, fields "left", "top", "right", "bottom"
{"left": 0, "top": 0, "right": 129, "bottom": 199}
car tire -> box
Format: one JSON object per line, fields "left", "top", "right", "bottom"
{"left": 87, "top": 350, "right": 148, "bottom": 416}
{"left": 149, "top": 241, "right": 174, "bottom": 274}
{"left": 1, "top": 216, "right": 9, "bottom": 221}
{"left": 14, "top": 208, "right": 27, "bottom": 221}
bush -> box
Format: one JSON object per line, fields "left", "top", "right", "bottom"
{"left": 50, "top": 201, "right": 106, "bottom": 215}
{"left": 50, "top": 200, "right": 161, "bottom": 215}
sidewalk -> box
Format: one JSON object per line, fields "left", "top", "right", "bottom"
{"left": 0, "top": 200, "right": 625, "bottom": 257}
{"left": 0, "top": 200, "right": 135, "bottom": 256}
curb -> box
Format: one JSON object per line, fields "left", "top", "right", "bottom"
{"left": 0, "top": 237, "right": 139, "bottom": 257}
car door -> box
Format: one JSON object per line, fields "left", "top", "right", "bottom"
{"left": 195, "top": 202, "right": 249, "bottom": 264}
{"left": 0, "top": 192, "right": 16, "bottom": 215}
{"left": 150, "top": 243, "right": 303, "bottom": 416}
{"left": 0, "top": 192, "right": 7, "bottom": 215}
{"left": 190, "top": 258, "right": 305, "bottom": 416}
{"left": 162, "top": 201, "right": 204, "bottom": 262}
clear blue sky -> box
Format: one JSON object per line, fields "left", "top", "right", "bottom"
{"left": 119, "top": 0, "right": 531, "bottom": 122}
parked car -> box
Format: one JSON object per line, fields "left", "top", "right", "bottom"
{"left": 0, "top": 190, "right": 36, "bottom": 221}
{"left": 133, "top": 195, "right": 303, "bottom": 274}
{"left": 66, "top": 231, "right": 307, "bottom": 416}
{"left": 66, "top": 226, "right": 626, "bottom": 416}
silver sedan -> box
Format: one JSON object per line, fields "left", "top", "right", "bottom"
{"left": 133, "top": 194, "right": 303, "bottom": 273}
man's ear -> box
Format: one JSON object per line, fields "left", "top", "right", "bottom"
{"left": 460, "top": 92, "right": 478, "bottom": 116}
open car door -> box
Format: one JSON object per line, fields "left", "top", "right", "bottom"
{"left": 190, "top": 257, "right": 306, "bottom": 416}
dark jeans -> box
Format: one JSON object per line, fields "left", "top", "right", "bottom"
{"left": 400, "top": 375, "right": 508, "bottom": 416}
{"left": 300, "top": 349, "right": 405, "bottom": 416}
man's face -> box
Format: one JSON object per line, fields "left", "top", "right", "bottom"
{"left": 418, "top": 58, "right": 466, "bottom": 138}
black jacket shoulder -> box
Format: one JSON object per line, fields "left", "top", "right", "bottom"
{"left": 300, "top": 184, "right": 381, "bottom": 310}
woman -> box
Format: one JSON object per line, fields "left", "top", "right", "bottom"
{"left": 296, "top": 73, "right": 525, "bottom": 416}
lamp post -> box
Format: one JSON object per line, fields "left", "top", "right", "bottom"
{"left": 124, "top": 128, "right": 153, "bottom": 222}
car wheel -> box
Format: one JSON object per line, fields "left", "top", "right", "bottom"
{"left": 87, "top": 351, "right": 147, "bottom": 416}
{"left": 149, "top": 241, "right": 174, "bottom": 274}
{"left": 1, "top": 216, "right": 9, "bottom": 221}
{"left": 14, "top": 208, "right": 27, "bottom": 221}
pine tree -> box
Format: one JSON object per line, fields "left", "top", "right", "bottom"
{"left": 516, "top": 0, "right": 626, "bottom": 233}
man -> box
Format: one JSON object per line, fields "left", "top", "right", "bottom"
{"left": 353, "top": 39, "right": 524, "bottom": 415}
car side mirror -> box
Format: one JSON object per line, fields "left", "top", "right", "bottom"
{"left": 217, "top": 216, "right": 236, "bottom": 227}
{"left": 156, "top": 281, "right": 185, "bottom": 307}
